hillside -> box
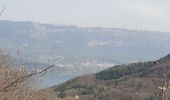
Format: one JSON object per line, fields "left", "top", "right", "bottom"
{"left": 52, "top": 54, "right": 170, "bottom": 100}
{"left": 1, "top": 20, "right": 170, "bottom": 74}
{"left": 2, "top": 20, "right": 170, "bottom": 90}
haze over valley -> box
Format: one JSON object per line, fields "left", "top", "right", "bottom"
{"left": 0, "top": 20, "right": 170, "bottom": 87}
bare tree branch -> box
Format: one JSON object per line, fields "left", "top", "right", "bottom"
{"left": 0, "top": 5, "right": 5, "bottom": 16}
{"left": 0, "top": 64, "right": 55, "bottom": 92}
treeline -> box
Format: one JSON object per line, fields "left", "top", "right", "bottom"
{"left": 96, "top": 61, "right": 154, "bottom": 80}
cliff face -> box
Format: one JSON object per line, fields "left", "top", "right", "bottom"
{"left": 1, "top": 20, "right": 170, "bottom": 64}
{"left": 52, "top": 54, "right": 170, "bottom": 100}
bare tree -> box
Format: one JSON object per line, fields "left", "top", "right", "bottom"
{"left": 0, "top": 6, "right": 59, "bottom": 99}
{"left": 0, "top": 5, "right": 5, "bottom": 16}
{"left": 153, "top": 61, "right": 170, "bottom": 100}
{"left": 0, "top": 51, "right": 58, "bottom": 100}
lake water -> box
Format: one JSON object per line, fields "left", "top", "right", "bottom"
{"left": 37, "top": 72, "right": 80, "bottom": 89}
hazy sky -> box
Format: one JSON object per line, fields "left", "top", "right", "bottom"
{"left": 0, "top": 0, "right": 170, "bottom": 32}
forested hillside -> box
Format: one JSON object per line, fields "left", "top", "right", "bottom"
{"left": 52, "top": 54, "right": 170, "bottom": 100}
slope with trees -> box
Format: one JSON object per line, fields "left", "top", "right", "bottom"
{"left": 52, "top": 54, "right": 170, "bottom": 100}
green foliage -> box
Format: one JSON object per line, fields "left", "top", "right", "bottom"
{"left": 96, "top": 61, "right": 154, "bottom": 80}
{"left": 54, "top": 80, "right": 73, "bottom": 92}
{"left": 70, "top": 85, "right": 94, "bottom": 95}
{"left": 145, "top": 96, "right": 154, "bottom": 100}
{"left": 57, "top": 91, "right": 66, "bottom": 98}
{"left": 70, "top": 84, "right": 87, "bottom": 89}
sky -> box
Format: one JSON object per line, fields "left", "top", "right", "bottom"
{"left": 0, "top": 0, "right": 170, "bottom": 32}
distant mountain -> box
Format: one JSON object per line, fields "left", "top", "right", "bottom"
{"left": 52, "top": 54, "right": 170, "bottom": 100}
{"left": 0, "top": 20, "right": 170, "bottom": 73}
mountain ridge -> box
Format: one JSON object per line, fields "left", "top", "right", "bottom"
{"left": 2, "top": 20, "right": 170, "bottom": 97}
{"left": 1, "top": 20, "right": 170, "bottom": 74}
{"left": 1, "top": 20, "right": 170, "bottom": 33}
